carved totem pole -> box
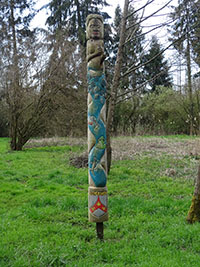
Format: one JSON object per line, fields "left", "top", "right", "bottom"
{"left": 86, "top": 14, "right": 108, "bottom": 237}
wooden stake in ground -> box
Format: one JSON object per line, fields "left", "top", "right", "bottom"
{"left": 86, "top": 14, "right": 108, "bottom": 239}
{"left": 187, "top": 163, "right": 200, "bottom": 223}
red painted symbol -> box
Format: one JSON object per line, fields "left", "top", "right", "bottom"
{"left": 90, "top": 196, "right": 107, "bottom": 214}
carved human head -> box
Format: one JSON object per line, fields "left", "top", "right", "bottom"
{"left": 86, "top": 14, "right": 104, "bottom": 40}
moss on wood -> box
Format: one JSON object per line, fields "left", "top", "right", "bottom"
{"left": 187, "top": 195, "right": 200, "bottom": 223}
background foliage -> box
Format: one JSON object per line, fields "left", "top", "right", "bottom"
{"left": 0, "top": 0, "right": 199, "bottom": 146}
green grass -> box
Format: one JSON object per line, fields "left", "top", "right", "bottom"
{"left": 0, "top": 137, "right": 200, "bottom": 266}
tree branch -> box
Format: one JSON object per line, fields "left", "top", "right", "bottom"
{"left": 117, "top": 68, "right": 169, "bottom": 103}
{"left": 126, "top": 0, "right": 173, "bottom": 31}
{"left": 126, "top": 0, "right": 155, "bottom": 20}
{"left": 123, "top": 31, "right": 187, "bottom": 78}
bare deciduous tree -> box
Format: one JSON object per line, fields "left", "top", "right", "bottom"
{"left": 106, "top": 0, "right": 174, "bottom": 172}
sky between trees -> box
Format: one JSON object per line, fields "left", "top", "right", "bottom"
{"left": 33, "top": 0, "right": 197, "bottom": 86}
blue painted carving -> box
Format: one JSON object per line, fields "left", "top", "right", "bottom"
{"left": 88, "top": 69, "right": 107, "bottom": 187}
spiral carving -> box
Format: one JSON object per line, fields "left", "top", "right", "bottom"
{"left": 88, "top": 71, "right": 107, "bottom": 187}
{"left": 86, "top": 14, "right": 108, "bottom": 222}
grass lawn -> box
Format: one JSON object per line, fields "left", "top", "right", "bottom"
{"left": 0, "top": 136, "right": 200, "bottom": 266}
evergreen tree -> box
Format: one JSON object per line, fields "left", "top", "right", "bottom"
{"left": 46, "top": 0, "right": 110, "bottom": 45}
{"left": 107, "top": 4, "right": 145, "bottom": 138}
{"left": 124, "top": 5, "right": 145, "bottom": 91}
{"left": 0, "top": 0, "right": 37, "bottom": 149}
{"left": 41, "top": 28, "right": 88, "bottom": 137}
{"left": 111, "top": 5, "right": 122, "bottom": 63}
{"left": 191, "top": 0, "right": 200, "bottom": 67}
{"left": 169, "top": 0, "right": 199, "bottom": 134}
{"left": 112, "top": 5, "right": 145, "bottom": 94}
{"left": 143, "top": 36, "right": 172, "bottom": 92}
{"left": 169, "top": 0, "right": 199, "bottom": 64}
{"left": 44, "top": 0, "right": 112, "bottom": 139}
{"left": 0, "top": 1, "right": 58, "bottom": 149}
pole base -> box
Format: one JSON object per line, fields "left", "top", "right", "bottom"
{"left": 96, "top": 222, "right": 104, "bottom": 240}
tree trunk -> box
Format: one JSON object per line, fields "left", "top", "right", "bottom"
{"left": 187, "top": 164, "right": 200, "bottom": 223}
{"left": 9, "top": 0, "right": 21, "bottom": 150}
{"left": 106, "top": 0, "right": 129, "bottom": 173}
{"left": 15, "top": 136, "right": 28, "bottom": 151}
{"left": 186, "top": 10, "right": 194, "bottom": 136}
{"left": 74, "top": 0, "right": 84, "bottom": 45}
{"left": 195, "top": 89, "right": 200, "bottom": 135}
{"left": 10, "top": 113, "right": 17, "bottom": 150}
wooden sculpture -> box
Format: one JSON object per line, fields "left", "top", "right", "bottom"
{"left": 86, "top": 14, "right": 108, "bottom": 239}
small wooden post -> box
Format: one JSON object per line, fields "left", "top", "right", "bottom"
{"left": 96, "top": 222, "right": 104, "bottom": 240}
{"left": 86, "top": 14, "right": 108, "bottom": 239}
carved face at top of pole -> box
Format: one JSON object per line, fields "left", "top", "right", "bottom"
{"left": 86, "top": 14, "right": 104, "bottom": 40}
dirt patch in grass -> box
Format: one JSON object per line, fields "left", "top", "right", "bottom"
{"left": 26, "top": 136, "right": 200, "bottom": 175}
{"left": 70, "top": 153, "right": 88, "bottom": 168}
{"left": 25, "top": 137, "right": 87, "bottom": 148}
{"left": 111, "top": 137, "right": 200, "bottom": 180}
{"left": 26, "top": 136, "right": 200, "bottom": 161}
{"left": 111, "top": 137, "right": 200, "bottom": 161}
